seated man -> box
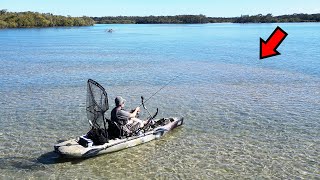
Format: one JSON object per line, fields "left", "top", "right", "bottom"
{"left": 111, "top": 96, "right": 147, "bottom": 135}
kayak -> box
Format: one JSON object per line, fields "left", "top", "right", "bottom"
{"left": 54, "top": 79, "right": 183, "bottom": 158}
{"left": 54, "top": 117, "right": 183, "bottom": 158}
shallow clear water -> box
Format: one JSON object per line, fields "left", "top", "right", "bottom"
{"left": 0, "top": 23, "right": 319, "bottom": 179}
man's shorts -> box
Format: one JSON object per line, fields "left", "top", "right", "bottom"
{"left": 123, "top": 121, "right": 141, "bottom": 135}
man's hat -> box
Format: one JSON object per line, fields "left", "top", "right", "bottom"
{"left": 115, "top": 96, "right": 125, "bottom": 106}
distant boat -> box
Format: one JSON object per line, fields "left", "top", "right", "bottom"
{"left": 107, "top": 29, "right": 114, "bottom": 33}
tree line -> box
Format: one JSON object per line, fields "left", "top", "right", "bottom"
{"left": 1, "top": 10, "right": 320, "bottom": 28}
{"left": 0, "top": 10, "right": 95, "bottom": 28}
{"left": 93, "top": 13, "right": 320, "bottom": 24}
{"left": 233, "top": 13, "right": 320, "bottom": 23}
{"left": 92, "top": 15, "right": 209, "bottom": 24}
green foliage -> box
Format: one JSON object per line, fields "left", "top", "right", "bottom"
{"left": 0, "top": 9, "right": 7, "bottom": 15}
{"left": 93, "top": 13, "right": 320, "bottom": 24}
{"left": 0, "top": 10, "right": 95, "bottom": 28}
{"left": 207, "top": 17, "right": 234, "bottom": 23}
{"left": 93, "top": 15, "right": 209, "bottom": 24}
{"left": 0, "top": 20, "right": 8, "bottom": 28}
{"left": 234, "top": 13, "right": 320, "bottom": 23}
{"left": 1, "top": 10, "right": 319, "bottom": 28}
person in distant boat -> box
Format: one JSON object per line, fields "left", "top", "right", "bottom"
{"left": 111, "top": 96, "right": 147, "bottom": 134}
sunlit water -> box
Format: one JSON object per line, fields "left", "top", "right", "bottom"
{"left": 0, "top": 23, "right": 319, "bottom": 179}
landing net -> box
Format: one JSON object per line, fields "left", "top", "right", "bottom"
{"left": 86, "top": 79, "right": 109, "bottom": 129}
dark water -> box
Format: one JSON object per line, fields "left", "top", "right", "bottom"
{"left": 0, "top": 23, "right": 319, "bottom": 179}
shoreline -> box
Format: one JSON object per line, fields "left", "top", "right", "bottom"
{"left": 1, "top": 21, "right": 320, "bottom": 30}
{"left": 1, "top": 11, "right": 319, "bottom": 29}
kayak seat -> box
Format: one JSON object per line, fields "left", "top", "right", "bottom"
{"left": 106, "top": 118, "right": 124, "bottom": 139}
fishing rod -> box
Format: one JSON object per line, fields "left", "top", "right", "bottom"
{"left": 141, "top": 96, "right": 158, "bottom": 121}
{"left": 141, "top": 96, "right": 152, "bottom": 117}
{"left": 139, "top": 72, "right": 182, "bottom": 107}
{"left": 138, "top": 73, "right": 182, "bottom": 123}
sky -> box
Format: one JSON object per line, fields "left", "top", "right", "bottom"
{"left": 0, "top": 0, "right": 319, "bottom": 17}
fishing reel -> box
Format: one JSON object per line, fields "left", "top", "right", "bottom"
{"left": 130, "top": 108, "right": 140, "bottom": 118}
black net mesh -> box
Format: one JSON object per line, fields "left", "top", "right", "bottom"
{"left": 86, "top": 79, "right": 109, "bottom": 129}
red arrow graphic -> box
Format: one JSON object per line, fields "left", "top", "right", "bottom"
{"left": 260, "top": 26, "right": 288, "bottom": 59}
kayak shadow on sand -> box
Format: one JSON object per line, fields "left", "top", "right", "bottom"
{"left": 37, "top": 140, "right": 87, "bottom": 165}
{"left": 37, "top": 152, "right": 86, "bottom": 165}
